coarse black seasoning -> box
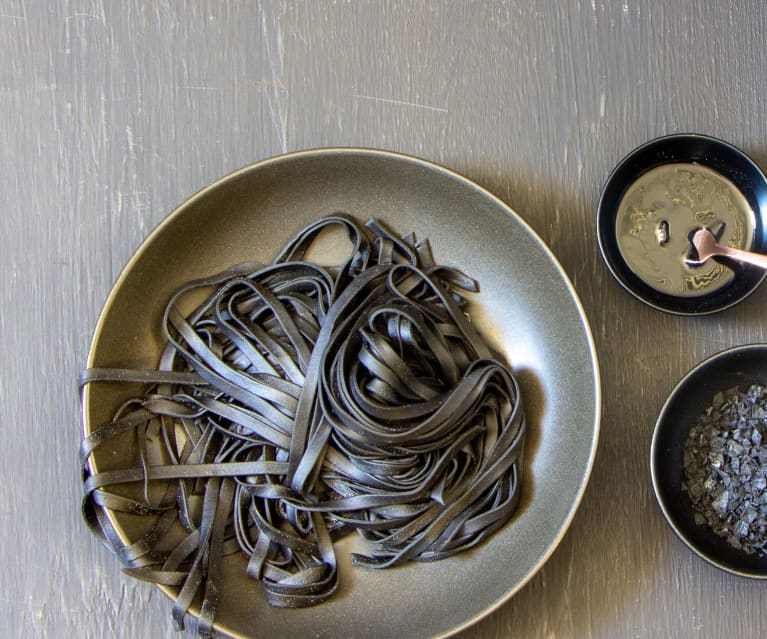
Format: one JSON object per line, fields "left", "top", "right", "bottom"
{"left": 682, "top": 384, "right": 767, "bottom": 555}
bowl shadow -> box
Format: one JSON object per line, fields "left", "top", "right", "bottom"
{"left": 512, "top": 367, "right": 544, "bottom": 519}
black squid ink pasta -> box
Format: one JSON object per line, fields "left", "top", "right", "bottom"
{"left": 79, "top": 214, "right": 526, "bottom": 637}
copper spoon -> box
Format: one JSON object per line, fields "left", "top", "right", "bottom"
{"left": 687, "top": 228, "right": 767, "bottom": 269}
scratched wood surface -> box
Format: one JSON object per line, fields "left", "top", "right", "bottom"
{"left": 3, "top": 1, "right": 767, "bottom": 637}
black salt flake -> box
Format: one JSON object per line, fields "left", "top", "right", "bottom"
{"left": 683, "top": 383, "right": 767, "bottom": 557}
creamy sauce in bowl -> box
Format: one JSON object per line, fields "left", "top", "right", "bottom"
{"left": 615, "top": 163, "right": 755, "bottom": 297}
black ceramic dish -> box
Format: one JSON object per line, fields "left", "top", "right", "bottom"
{"left": 651, "top": 344, "right": 767, "bottom": 578}
{"left": 597, "top": 134, "right": 767, "bottom": 315}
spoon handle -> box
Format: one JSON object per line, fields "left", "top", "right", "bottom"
{"left": 715, "top": 244, "right": 767, "bottom": 270}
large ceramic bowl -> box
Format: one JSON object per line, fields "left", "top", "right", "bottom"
{"left": 82, "top": 148, "right": 600, "bottom": 638}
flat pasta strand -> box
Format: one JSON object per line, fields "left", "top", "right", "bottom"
{"left": 79, "top": 214, "right": 526, "bottom": 636}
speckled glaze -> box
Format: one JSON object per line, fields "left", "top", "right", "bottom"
{"left": 83, "top": 149, "right": 601, "bottom": 639}
{"left": 651, "top": 344, "right": 767, "bottom": 578}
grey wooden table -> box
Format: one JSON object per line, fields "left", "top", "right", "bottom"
{"left": 3, "top": 1, "right": 767, "bottom": 637}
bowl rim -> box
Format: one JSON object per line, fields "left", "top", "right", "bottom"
{"left": 596, "top": 132, "right": 767, "bottom": 316}
{"left": 82, "top": 146, "right": 603, "bottom": 638}
{"left": 650, "top": 343, "right": 767, "bottom": 578}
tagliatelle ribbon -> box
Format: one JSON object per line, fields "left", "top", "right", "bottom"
{"left": 79, "top": 214, "right": 526, "bottom": 637}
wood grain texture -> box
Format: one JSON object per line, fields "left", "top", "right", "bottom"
{"left": 2, "top": 0, "right": 767, "bottom": 637}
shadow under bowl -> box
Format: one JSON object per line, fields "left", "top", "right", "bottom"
{"left": 651, "top": 344, "right": 767, "bottom": 578}
{"left": 597, "top": 133, "right": 767, "bottom": 315}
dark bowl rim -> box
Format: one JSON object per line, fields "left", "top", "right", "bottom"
{"left": 596, "top": 133, "right": 767, "bottom": 316}
{"left": 650, "top": 343, "right": 767, "bottom": 578}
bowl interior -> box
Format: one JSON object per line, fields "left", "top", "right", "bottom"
{"left": 597, "top": 134, "right": 767, "bottom": 315}
{"left": 651, "top": 344, "right": 767, "bottom": 577}
{"left": 84, "top": 149, "right": 600, "bottom": 639}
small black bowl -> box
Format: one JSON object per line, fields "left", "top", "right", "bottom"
{"left": 597, "top": 134, "right": 767, "bottom": 315}
{"left": 651, "top": 344, "right": 767, "bottom": 578}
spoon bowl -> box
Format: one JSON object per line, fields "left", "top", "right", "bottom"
{"left": 688, "top": 228, "right": 767, "bottom": 270}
